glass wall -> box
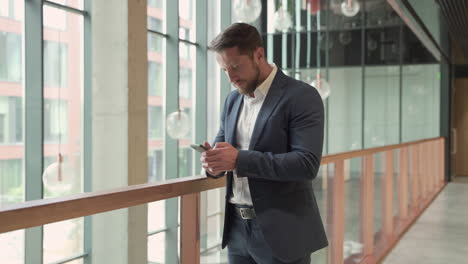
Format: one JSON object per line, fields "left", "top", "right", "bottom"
{"left": 42, "top": 3, "right": 85, "bottom": 263}
{"left": 0, "top": 0, "right": 24, "bottom": 262}
{"left": 264, "top": 0, "right": 440, "bottom": 155}
{"left": 0, "top": 0, "right": 87, "bottom": 263}
{"left": 262, "top": 0, "right": 441, "bottom": 261}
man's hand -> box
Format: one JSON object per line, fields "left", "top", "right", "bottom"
{"left": 201, "top": 142, "right": 238, "bottom": 176}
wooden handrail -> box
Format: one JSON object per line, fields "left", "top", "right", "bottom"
{"left": 0, "top": 175, "right": 224, "bottom": 234}
{"left": 0, "top": 137, "right": 443, "bottom": 234}
{"left": 321, "top": 137, "right": 442, "bottom": 164}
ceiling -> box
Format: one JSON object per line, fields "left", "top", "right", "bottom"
{"left": 435, "top": 0, "right": 468, "bottom": 61}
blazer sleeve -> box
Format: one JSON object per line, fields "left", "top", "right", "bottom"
{"left": 236, "top": 85, "right": 324, "bottom": 182}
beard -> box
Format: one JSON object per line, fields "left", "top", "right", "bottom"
{"left": 235, "top": 66, "right": 261, "bottom": 95}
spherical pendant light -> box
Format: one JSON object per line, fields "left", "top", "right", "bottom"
{"left": 273, "top": 6, "right": 292, "bottom": 32}
{"left": 232, "top": 0, "right": 262, "bottom": 23}
{"left": 166, "top": 110, "right": 191, "bottom": 139}
{"left": 341, "top": 0, "right": 360, "bottom": 17}
{"left": 42, "top": 154, "right": 74, "bottom": 193}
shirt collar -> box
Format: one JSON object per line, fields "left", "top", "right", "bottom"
{"left": 248, "top": 64, "right": 278, "bottom": 99}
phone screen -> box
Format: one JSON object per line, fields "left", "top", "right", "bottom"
{"left": 190, "top": 144, "right": 208, "bottom": 153}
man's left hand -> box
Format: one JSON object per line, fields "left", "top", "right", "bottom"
{"left": 201, "top": 142, "right": 238, "bottom": 174}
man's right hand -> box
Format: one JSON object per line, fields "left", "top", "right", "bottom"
{"left": 201, "top": 141, "right": 225, "bottom": 177}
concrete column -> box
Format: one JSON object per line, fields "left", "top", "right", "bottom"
{"left": 91, "top": 0, "right": 148, "bottom": 263}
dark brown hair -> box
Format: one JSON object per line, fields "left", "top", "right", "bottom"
{"left": 208, "top": 23, "right": 263, "bottom": 56}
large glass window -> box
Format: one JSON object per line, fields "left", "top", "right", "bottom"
{"left": 148, "top": 61, "right": 163, "bottom": 96}
{"left": 364, "top": 66, "right": 400, "bottom": 148}
{"left": 44, "top": 99, "right": 68, "bottom": 143}
{"left": 178, "top": 43, "right": 195, "bottom": 178}
{"left": 0, "top": 97, "right": 22, "bottom": 144}
{"left": 0, "top": 32, "right": 21, "bottom": 82}
{"left": 328, "top": 67, "right": 363, "bottom": 153}
{"left": 47, "top": 0, "right": 84, "bottom": 10}
{"left": 0, "top": 0, "right": 23, "bottom": 263}
{"left": 44, "top": 41, "right": 68, "bottom": 88}
{"left": 147, "top": 1, "right": 168, "bottom": 263}
{"left": 179, "top": 0, "right": 195, "bottom": 41}
{"left": 402, "top": 64, "right": 440, "bottom": 142}
{"left": 42, "top": 4, "right": 84, "bottom": 263}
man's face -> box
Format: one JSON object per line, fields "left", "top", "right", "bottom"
{"left": 215, "top": 46, "right": 261, "bottom": 95}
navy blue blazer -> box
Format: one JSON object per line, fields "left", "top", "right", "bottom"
{"left": 213, "top": 69, "right": 328, "bottom": 262}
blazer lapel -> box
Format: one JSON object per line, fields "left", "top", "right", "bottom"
{"left": 248, "top": 70, "right": 287, "bottom": 150}
{"left": 226, "top": 94, "right": 243, "bottom": 146}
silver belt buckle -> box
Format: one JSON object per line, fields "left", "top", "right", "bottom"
{"left": 239, "top": 208, "right": 254, "bottom": 219}
{"left": 240, "top": 208, "right": 248, "bottom": 219}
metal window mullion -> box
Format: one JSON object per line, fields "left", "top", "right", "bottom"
{"left": 165, "top": 0, "right": 179, "bottom": 263}
{"left": 361, "top": 0, "right": 366, "bottom": 150}
{"left": 43, "top": 0, "right": 87, "bottom": 16}
{"left": 48, "top": 253, "right": 88, "bottom": 264}
{"left": 219, "top": 0, "right": 231, "bottom": 112}
{"left": 147, "top": 29, "right": 169, "bottom": 38}
{"left": 195, "top": 0, "right": 207, "bottom": 176}
{"left": 324, "top": 0, "right": 330, "bottom": 155}
{"left": 194, "top": 0, "right": 208, "bottom": 254}
{"left": 294, "top": 0, "right": 300, "bottom": 74}
{"left": 399, "top": 25, "right": 403, "bottom": 144}
{"left": 83, "top": 0, "right": 92, "bottom": 263}
{"left": 147, "top": 227, "right": 169, "bottom": 237}
{"left": 24, "top": 0, "right": 44, "bottom": 263}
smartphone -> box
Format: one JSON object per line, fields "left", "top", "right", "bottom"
{"left": 190, "top": 143, "right": 209, "bottom": 153}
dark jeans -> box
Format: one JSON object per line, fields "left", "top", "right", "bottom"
{"left": 226, "top": 204, "right": 311, "bottom": 264}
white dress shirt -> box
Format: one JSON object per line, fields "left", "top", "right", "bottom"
{"left": 229, "top": 64, "right": 278, "bottom": 205}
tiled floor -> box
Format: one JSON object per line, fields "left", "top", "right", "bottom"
{"left": 383, "top": 182, "right": 468, "bottom": 264}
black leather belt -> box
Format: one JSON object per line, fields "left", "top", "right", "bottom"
{"left": 232, "top": 204, "right": 256, "bottom": 219}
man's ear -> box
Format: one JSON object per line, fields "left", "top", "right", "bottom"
{"left": 256, "top": 47, "right": 265, "bottom": 61}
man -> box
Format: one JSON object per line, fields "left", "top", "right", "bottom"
{"left": 201, "top": 23, "right": 328, "bottom": 264}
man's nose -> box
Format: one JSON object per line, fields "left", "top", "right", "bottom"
{"left": 226, "top": 70, "right": 238, "bottom": 83}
